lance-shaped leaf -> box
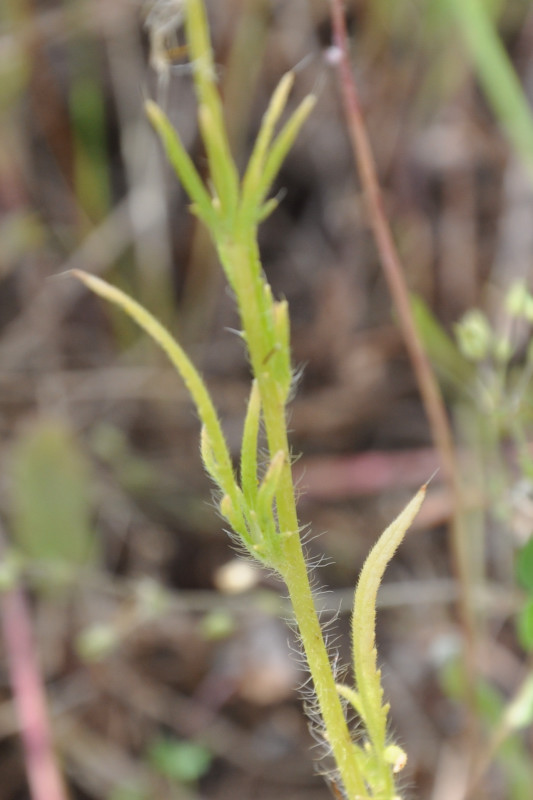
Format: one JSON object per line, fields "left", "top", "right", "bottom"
{"left": 352, "top": 485, "right": 427, "bottom": 756}
{"left": 73, "top": 271, "right": 236, "bottom": 508}
{"left": 251, "top": 95, "right": 316, "bottom": 218}
{"left": 240, "top": 71, "right": 295, "bottom": 209}
{"left": 255, "top": 451, "right": 285, "bottom": 565}
{"left": 219, "top": 493, "right": 254, "bottom": 551}
{"left": 200, "top": 426, "right": 249, "bottom": 545}
{"left": 336, "top": 683, "right": 365, "bottom": 722}
{"left": 240, "top": 381, "right": 261, "bottom": 506}
{"left": 271, "top": 299, "right": 292, "bottom": 402}
{"left": 145, "top": 101, "right": 219, "bottom": 230}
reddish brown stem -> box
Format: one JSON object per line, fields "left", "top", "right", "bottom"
{"left": 329, "top": 0, "right": 479, "bottom": 765}
{"left": 0, "top": 556, "right": 68, "bottom": 800}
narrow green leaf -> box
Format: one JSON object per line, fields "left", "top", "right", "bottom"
{"left": 352, "top": 485, "right": 426, "bottom": 753}
{"left": 200, "top": 426, "right": 223, "bottom": 487}
{"left": 516, "top": 537, "right": 533, "bottom": 593}
{"left": 240, "top": 381, "right": 261, "bottom": 505}
{"left": 256, "top": 197, "right": 279, "bottom": 223}
{"left": 241, "top": 71, "right": 295, "bottom": 206}
{"left": 517, "top": 597, "right": 533, "bottom": 652}
{"left": 250, "top": 95, "right": 316, "bottom": 221}
{"left": 219, "top": 494, "right": 249, "bottom": 543}
{"left": 271, "top": 299, "right": 292, "bottom": 401}
{"left": 145, "top": 100, "right": 218, "bottom": 228}
{"left": 504, "top": 673, "right": 533, "bottom": 730}
{"left": 257, "top": 451, "right": 285, "bottom": 526}
{"left": 72, "top": 270, "right": 236, "bottom": 505}
{"left": 336, "top": 683, "right": 366, "bottom": 721}
{"left": 411, "top": 294, "right": 474, "bottom": 390}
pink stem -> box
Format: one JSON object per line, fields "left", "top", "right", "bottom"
{"left": 0, "top": 583, "right": 68, "bottom": 800}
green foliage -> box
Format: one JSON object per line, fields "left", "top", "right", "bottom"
{"left": 108, "top": 787, "right": 147, "bottom": 800}
{"left": 440, "top": 657, "right": 533, "bottom": 800}
{"left": 445, "top": 0, "right": 533, "bottom": 177}
{"left": 75, "top": 623, "right": 117, "bottom": 663}
{"left": 516, "top": 537, "right": 533, "bottom": 594}
{"left": 199, "top": 609, "right": 236, "bottom": 641}
{"left": 9, "top": 420, "right": 98, "bottom": 569}
{"left": 410, "top": 295, "right": 473, "bottom": 391}
{"left": 517, "top": 577, "right": 533, "bottom": 652}
{"left": 147, "top": 737, "right": 212, "bottom": 784}
{"left": 454, "top": 309, "right": 493, "bottom": 362}
{"left": 414, "top": 279, "right": 533, "bottom": 794}
{"left": 339, "top": 486, "right": 425, "bottom": 797}
{"left": 72, "top": 2, "right": 427, "bottom": 797}
{"left": 68, "top": 37, "right": 111, "bottom": 221}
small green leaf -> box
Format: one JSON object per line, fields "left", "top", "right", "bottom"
{"left": 200, "top": 609, "right": 236, "bottom": 640}
{"left": 147, "top": 738, "right": 212, "bottom": 783}
{"left": 271, "top": 300, "right": 292, "bottom": 401}
{"left": 517, "top": 597, "right": 533, "bottom": 652}
{"left": 252, "top": 95, "right": 316, "bottom": 216}
{"left": 240, "top": 381, "right": 261, "bottom": 505}
{"left": 410, "top": 294, "right": 473, "bottom": 389}
{"left": 352, "top": 485, "right": 426, "bottom": 756}
{"left": 10, "top": 420, "right": 97, "bottom": 566}
{"left": 241, "top": 71, "right": 295, "bottom": 209}
{"left": 336, "top": 683, "right": 365, "bottom": 721}
{"left": 505, "top": 673, "right": 533, "bottom": 730}
{"left": 505, "top": 281, "right": 533, "bottom": 320}
{"left": 76, "top": 623, "right": 117, "bottom": 662}
{"left": 257, "top": 451, "right": 285, "bottom": 525}
{"left": 454, "top": 309, "right": 492, "bottom": 362}
{"left": 73, "top": 270, "right": 236, "bottom": 502}
{"left": 516, "top": 537, "right": 533, "bottom": 593}
{"left": 145, "top": 100, "right": 219, "bottom": 229}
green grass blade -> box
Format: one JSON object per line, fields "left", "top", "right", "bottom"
{"left": 448, "top": 0, "right": 533, "bottom": 175}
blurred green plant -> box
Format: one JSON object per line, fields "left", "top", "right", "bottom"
{"left": 72, "top": 1, "right": 427, "bottom": 797}
{"left": 67, "top": 27, "right": 111, "bottom": 223}
{"left": 370, "top": 0, "right": 533, "bottom": 180}
{"left": 445, "top": 0, "right": 533, "bottom": 177}
{"left": 441, "top": 656, "right": 533, "bottom": 800}
{"left": 414, "top": 280, "right": 533, "bottom": 793}
{"left": 10, "top": 420, "right": 98, "bottom": 577}
{"left": 147, "top": 736, "right": 212, "bottom": 785}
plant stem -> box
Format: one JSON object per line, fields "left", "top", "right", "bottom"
{"left": 218, "top": 237, "right": 369, "bottom": 798}
{"left": 0, "top": 527, "right": 68, "bottom": 800}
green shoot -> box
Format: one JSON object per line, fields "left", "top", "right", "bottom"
{"left": 72, "top": 2, "right": 427, "bottom": 797}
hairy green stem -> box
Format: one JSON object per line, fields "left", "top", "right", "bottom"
{"left": 217, "top": 237, "right": 368, "bottom": 797}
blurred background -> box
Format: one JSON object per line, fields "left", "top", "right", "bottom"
{"left": 2, "top": 1, "right": 533, "bottom": 798}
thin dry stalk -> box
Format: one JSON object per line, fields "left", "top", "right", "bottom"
{"left": 328, "top": 0, "right": 479, "bottom": 768}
